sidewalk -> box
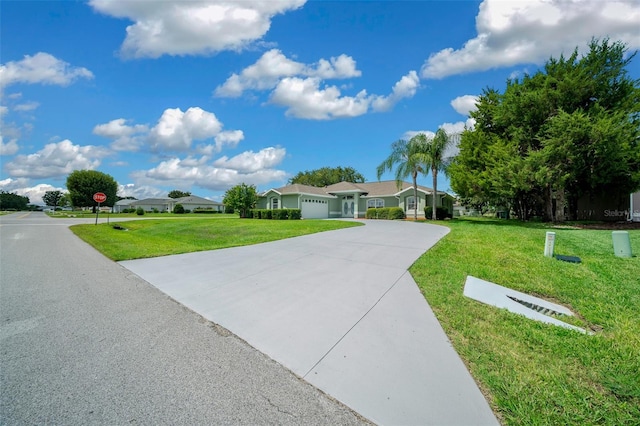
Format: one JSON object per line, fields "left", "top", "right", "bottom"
{"left": 120, "top": 220, "right": 498, "bottom": 425}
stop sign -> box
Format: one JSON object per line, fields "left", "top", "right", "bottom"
{"left": 93, "top": 192, "right": 107, "bottom": 203}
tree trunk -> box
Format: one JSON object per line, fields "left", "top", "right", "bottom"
{"left": 412, "top": 172, "right": 418, "bottom": 221}
{"left": 431, "top": 166, "right": 438, "bottom": 220}
{"left": 555, "top": 187, "right": 566, "bottom": 222}
{"left": 545, "top": 185, "right": 553, "bottom": 222}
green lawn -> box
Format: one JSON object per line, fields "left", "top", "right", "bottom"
{"left": 410, "top": 218, "right": 639, "bottom": 425}
{"left": 70, "top": 217, "right": 362, "bottom": 261}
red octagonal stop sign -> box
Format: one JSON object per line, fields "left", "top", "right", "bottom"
{"left": 93, "top": 192, "right": 107, "bottom": 203}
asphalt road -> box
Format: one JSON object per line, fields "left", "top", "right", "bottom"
{"left": 0, "top": 212, "right": 369, "bottom": 425}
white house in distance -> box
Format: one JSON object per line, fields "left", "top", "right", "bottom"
{"left": 113, "top": 195, "right": 224, "bottom": 213}
{"left": 256, "top": 180, "right": 454, "bottom": 219}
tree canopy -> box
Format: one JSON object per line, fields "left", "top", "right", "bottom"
{"left": 66, "top": 170, "right": 118, "bottom": 212}
{"left": 289, "top": 166, "right": 365, "bottom": 187}
{"left": 167, "top": 190, "right": 192, "bottom": 199}
{"left": 0, "top": 191, "right": 29, "bottom": 210}
{"left": 449, "top": 39, "right": 640, "bottom": 221}
{"left": 223, "top": 183, "right": 258, "bottom": 218}
{"left": 43, "top": 190, "right": 64, "bottom": 210}
{"left": 377, "top": 135, "right": 430, "bottom": 221}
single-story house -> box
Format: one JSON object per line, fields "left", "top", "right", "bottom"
{"left": 257, "top": 180, "right": 454, "bottom": 219}
{"left": 113, "top": 195, "right": 224, "bottom": 213}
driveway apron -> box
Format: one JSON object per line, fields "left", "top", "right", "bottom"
{"left": 120, "top": 220, "right": 498, "bottom": 425}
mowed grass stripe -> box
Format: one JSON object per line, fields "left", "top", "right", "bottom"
{"left": 410, "top": 219, "right": 639, "bottom": 425}
{"left": 71, "top": 218, "right": 362, "bottom": 261}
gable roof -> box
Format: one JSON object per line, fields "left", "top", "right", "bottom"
{"left": 261, "top": 180, "right": 446, "bottom": 198}
{"left": 174, "top": 195, "right": 222, "bottom": 205}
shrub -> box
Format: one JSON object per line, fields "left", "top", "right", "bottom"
{"left": 272, "top": 209, "right": 289, "bottom": 220}
{"left": 152, "top": 208, "right": 159, "bottom": 213}
{"left": 388, "top": 207, "right": 405, "bottom": 219}
{"left": 261, "top": 209, "right": 272, "bottom": 219}
{"left": 365, "top": 207, "right": 405, "bottom": 220}
{"left": 173, "top": 204, "right": 185, "bottom": 214}
{"left": 193, "top": 208, "right": 218, "bottom": 214}
{"left": 136, "top": 207, "right": 144, "bottom": 216}
{"left": 424, "top": 206, "right": 451, "bottom": 220}
{"left": 288, "top": 209, "right": 302, "bottom": 220}
{"left": 225, "top": 205, "right": 234, "bottom": 214}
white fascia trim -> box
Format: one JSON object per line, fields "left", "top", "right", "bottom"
{"left": 298, "top": 192, "right": 337, "bottom": 199}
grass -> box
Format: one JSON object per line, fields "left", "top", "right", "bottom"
{"left": 410, "top": 218, "right": 640, "bottom": 425}
{"left": 70, "top": 217, "right": 362, "bottom": 261}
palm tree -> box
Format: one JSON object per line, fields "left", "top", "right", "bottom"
{"left": 425, "top": 128, "right": 453, "bottom": 220}
{"left": 376, "top": 134, "right": 429, "bottom": 221}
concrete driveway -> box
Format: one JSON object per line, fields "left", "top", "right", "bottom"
{"left": 121, "top": 220, "right": 498, "bottom": 425}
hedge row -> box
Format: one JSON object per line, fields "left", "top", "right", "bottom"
{"left": 250, "top": 209, "right": 302, "bottom": 220}
{"left": 424, "top": 206, "right": 452, "bottom": 220}
{"left": 365, "top": 207, "right": 405, "bottom": 220}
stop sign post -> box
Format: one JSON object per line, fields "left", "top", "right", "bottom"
{"left": 93, "top": 192, "right": 107, "bottom": 225}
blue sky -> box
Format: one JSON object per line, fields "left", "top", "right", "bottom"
{"left": 1, "top": 0, "right": 639, "bottom": 205}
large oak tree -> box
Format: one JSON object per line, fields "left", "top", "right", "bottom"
{"left": 66, "top": 170, "right": 118, "bottom": 212}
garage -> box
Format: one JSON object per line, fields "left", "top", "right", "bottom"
{"left": 301, "top": 198, "right": 329, "bottom": 219}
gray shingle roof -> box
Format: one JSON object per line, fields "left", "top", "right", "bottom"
{"left": 262, "top": 180, "right": 444, "bottom": 198}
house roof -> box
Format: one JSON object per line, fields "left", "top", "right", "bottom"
{"left": 115, "top": 199, "right": 136, "bottom": 206}
{"left": 174, "top": 195, "right": 222, "bottom": 205}
{"left": 261, "top": 180, "right": 449, "bottom": 198}
{"left": 132, "top": 198, "right": 172, "bottom": 204}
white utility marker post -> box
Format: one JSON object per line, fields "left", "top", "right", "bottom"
{"left": 544, "top": 231, "right": 556, "bottom": 258}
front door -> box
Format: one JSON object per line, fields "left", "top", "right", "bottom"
{"left": 342, "top": 196, "right": 355, "bottom": 217}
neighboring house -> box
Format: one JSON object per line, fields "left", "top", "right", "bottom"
{"left": 114, "top": 195, "right": 224, "bottom": 213}
{"left": 257, "top": 180, "right": 454, "bottom": 219}
{"left": 113, "top": 199, "right": 136, "bottom": 213}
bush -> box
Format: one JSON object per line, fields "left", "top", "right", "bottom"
{"left": 136, "top": 207, "right": 144, "bottom": 216}
{"left": 225, "top": 205, "right": 234, "bottom": 214}
{"left": 388, "top": 207, "right": 405, "bottom": 219}
{"left": 424, "top": 206, "right": 451, "bottom": 220}
{"left": 193, "top": 208, "right": 218, "bottom": 214}
{"left": 152, "top": 208, "right": 159, "bottom": 213}
{"left": 261, "top": 209, "right": 272, "bottom": 219}
{"left": 288, "top": 209, "right": 301, "bottom": 220}
{"left": 173, "top": 204, "right": 185, "bottom": 214}
{"left": 272, "top": 209, "right": 289, "bottom": 220}
{"left": 366, "top": 207, "right": 405, "bottom": 220}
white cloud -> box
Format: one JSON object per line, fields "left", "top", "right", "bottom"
{"left": 90, "top": 0, "right": 306, "bottom": 58}
{"left": 132, "top": 147, "right": 287, "bottom": 191}
{"left": 0, "top": 136, "right": 19, "bottom": 156}
{"left": 421, "top": 0, "right": 640, "bottom": 79}
{"left": 148, "top": 107, "right": 223, "bottom": 152}
{"left": 4, "top": 139, "right": 110, "bottom": 179}
{"left": 13, "top": 101, "right": 40, "bottom": 112}
{"left": 214, "top": 49, "right": 361, "bottom": 97}
{"left": 270, "top": 77, "right": 371, "bottom": 120}
{"left": 0, "top": 179, "right": 66, "bottom": 206}
{"left": 0, "top": 52, "right": 93, "bottom": 88}
{"left": 93, "top": 118, "right": 149, "bottom": 152}
{"left": 117, "top": 183, "right": 166, "bottom": 200}
{"left": 372, "top": 71, "right": 420, "bottom": 112}
{"left": 213, "top": 147, "right": 286, "bottom": 173}
{"left": 0, "top": 106, "right": 9, "bottom": 116}
{"left": 451, "top": 95, "right": 479, "bottom": 116}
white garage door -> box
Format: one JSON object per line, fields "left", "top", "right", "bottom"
{"left": 301, "top": 198, "right": 329, "bottom": 219}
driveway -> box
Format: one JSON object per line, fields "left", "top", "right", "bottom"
{"left": 120, "top": 219, "right": 498, "bottom": 425}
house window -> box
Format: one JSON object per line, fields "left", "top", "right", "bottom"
{"left": 367, "top": 198, "right": 384, "bottom": 209}
{"left": 271, "top": 198, "right": 279, "bottom": 209}
{"left": 406, "top": 196, "right": 416, "bottom": 211}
